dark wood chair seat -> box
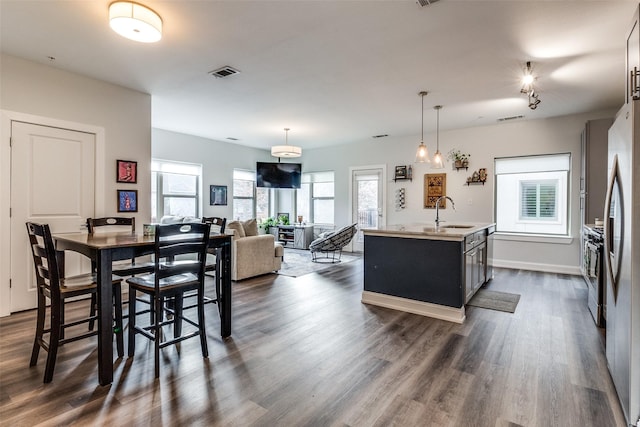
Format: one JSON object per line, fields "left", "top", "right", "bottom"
{"left": 126, "top": 222, "right": 211, "bottom": 378}
{"left": 26, "top": 222, "right": 124, "bottom": 383}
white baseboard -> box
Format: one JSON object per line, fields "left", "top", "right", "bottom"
{"left": 492, "top": 259, "right": 580, "bottom": 275}
{"left": 361, "top": 291, "right": 465, "bottom": 324}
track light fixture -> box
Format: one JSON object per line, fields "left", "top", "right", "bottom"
{"left": 520, "top": 61, "right": 541, "bottom": 110}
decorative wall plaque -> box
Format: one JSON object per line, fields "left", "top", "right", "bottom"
{"left": 424, "top": 173, "right": 446, "bottom": 209}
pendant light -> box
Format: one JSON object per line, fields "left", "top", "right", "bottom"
{"left": 109, "top": 1, "right": 163, "bottom": 43}
{"left": 271, "top": 128, "right": 302, "bottom": 158}
{"left": 415, "top": 91, "right": 430, "bottom": 163}
{"left": 431, "top": 105, "right": 444, "bottom": 169}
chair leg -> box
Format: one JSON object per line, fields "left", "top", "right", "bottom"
{"left": 173, "top": 294, "right": 183, "bottom": 339}
{"left": 30, "top": 291, "right": 46, "bottom": 367}
{"left": 128, "top": 288, "right": 137, "bottom": 358}
{"left": 154, "top": 293, "right": 163, "bottom": 378}
{"left": 198, "top": 289, "right": 208, "bottom": 358}
{"left": 88, "top": 293, "right": 97, "bottom": 331}
{"left": 44, "top": 301, "right": 62, "bottom": 383}
{"left": 113, "top": 287, "right": 124, "bottom": 358}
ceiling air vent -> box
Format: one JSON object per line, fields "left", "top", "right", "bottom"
{"left": 497, "top": 115, "right": 525, "bottom": 122}
{"left": 417, "top": 0, "right": 439, "bottom": 7}
{"left": 372, "top": 134, "right": 389, "bottom": 139}
{"left": 226, "top": 137, "right": 239, "bottom": 141}
{"left": 209, "top": 66, "right": 241, "bottom": 79}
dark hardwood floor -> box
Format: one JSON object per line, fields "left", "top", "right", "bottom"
{"left": 0, "top": 261, "right": 627, "bottom": 426}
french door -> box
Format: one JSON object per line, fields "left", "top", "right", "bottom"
{"left": 350, "top": 166, "right": 386, "bottom": 252}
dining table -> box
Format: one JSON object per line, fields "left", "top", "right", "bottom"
{"left": 52, "top": 230, "right": 232, "bottom": 386}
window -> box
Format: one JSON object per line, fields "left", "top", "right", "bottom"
{"left": 495, "top": 153, "right": 570, "bottom": 235}
{"left": 151, "top": 160, "right": 202, "bottom": 222}
{"left": 233, "top": 169, "right": 271, "bottom": 221}
{"left": 297, "top": 171, "right": 334, "bottom": 224}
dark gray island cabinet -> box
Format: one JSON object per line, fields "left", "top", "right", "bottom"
{"left": 362, "top": 223, "right": 494, "bottom": 323}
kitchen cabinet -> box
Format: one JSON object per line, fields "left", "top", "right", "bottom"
{"left": 580, "top": 118, "right": 613, "bottom": 226}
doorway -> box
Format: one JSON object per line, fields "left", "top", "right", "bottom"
{"left": 350, "top": 166, "right": 386, "bottom": 252}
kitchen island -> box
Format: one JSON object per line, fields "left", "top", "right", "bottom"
{"left": 362, "top": 222, "right": 495, "bottom": 323}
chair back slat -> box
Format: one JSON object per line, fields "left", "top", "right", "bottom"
{"left": 154, "top": 223, "right": 210, "bottom": 284}
{"left": 202, "top": 217, "right": 226, "bottom": 233}
{"left": 87, "top": 217, "right": 135, "bottom": 234}
{"left": 26, "top": 222, "right": 62, "bottom": 301}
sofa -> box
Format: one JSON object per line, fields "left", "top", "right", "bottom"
{"left": 160, "top": 216, "right": 283, "bottom": 281}
{"left": 225, "top": 219, "right": 283, "bottom": 281}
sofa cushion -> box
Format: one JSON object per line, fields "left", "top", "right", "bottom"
{"left": 242, "top": 218, "right": 259, "bottom": 237}
{"left": 226, "top": 221, "right": 246, "bottom": 238}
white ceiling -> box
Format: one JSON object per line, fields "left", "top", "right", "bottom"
{"left": 1, "top": 1, "right": 637, "bottom": 151}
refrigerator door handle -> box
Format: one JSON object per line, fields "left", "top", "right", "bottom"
{"left": 603, "top": 154, "right": 621, "bottom": 300}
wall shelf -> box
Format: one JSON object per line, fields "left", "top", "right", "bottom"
{"left": 465, "top": 180, "right": 486, "bottom": 186}
{"left": 394, "top": 177, "right": 412, "bottom": 182}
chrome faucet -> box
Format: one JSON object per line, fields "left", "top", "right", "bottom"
{"left": 435, "top": 196, "right": 455, "bottom": 227}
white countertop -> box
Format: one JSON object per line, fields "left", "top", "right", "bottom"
{"left": 362, "top": 222, "right": 495, "bottom": 241}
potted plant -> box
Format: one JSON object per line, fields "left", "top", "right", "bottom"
{"left": 447, "top": 149, "right": 470, "bottom": 168}
{"left": 259, "top": 216, "right": 277, "bottom": 233}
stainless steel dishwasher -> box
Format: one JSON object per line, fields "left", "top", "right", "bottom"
{"left": 485, "top": 225, "right": 495, "bottom": 282}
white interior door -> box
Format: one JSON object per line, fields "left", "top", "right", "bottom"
{"left": 10, "top": 122, "right": 95, "bottom": 312}
{"left": 351, "top": 167, "right": 385, "bottom": 252}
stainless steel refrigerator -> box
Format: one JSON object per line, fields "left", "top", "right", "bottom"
{"left": 605, "top": 100, "right": 640, "bottom": 426}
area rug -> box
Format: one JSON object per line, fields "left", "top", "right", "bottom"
{"left": 277, "top": 248, "right": 361, "bottom": 277}
{"left": 467, "top": 289, "right": 520, "bottom": 313}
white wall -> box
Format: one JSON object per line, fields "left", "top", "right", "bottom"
{"left": 302, "top": 110, "right": 616, "bottom": 274}
{"left": 152, "top": 128, "right": 273, "bottom": 220}
{"left": 0, "top": 54, "right": 151, "bottom": 316}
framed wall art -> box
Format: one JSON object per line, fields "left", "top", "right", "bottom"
{"left": 117, "top": 189, "right": 138, "bottom": 212}
{"left": 210, "top": 185, "right": 228, "bottom": 206}
{"left": 116, "top": 159, "right": 137, "bottom": 183}
{"left": 424, "top": 173, "right": 446, "bottom": 209}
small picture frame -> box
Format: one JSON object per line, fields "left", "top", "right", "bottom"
{"left": 117, "top": 189, "right": 138, "bottom": 212}
{"left": 210, "top": 185, "right": 228, "bottom": 206}
{"left": 116, "top": 160, "right": 137, "bottom": 183}
{"left": 395, "top": 165, "right": 407, "bottom": 179}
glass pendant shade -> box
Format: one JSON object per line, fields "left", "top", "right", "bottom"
{"left": 416, "top": 142, "right": 430, "bottom": 163}
{"left": 109, "top": 1, "right": 163, "bottom": 43}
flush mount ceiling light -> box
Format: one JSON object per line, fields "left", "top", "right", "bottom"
{"left": 520, "top": 61, "right": 541, "bottom": 110}
{"left": 271, "top": 128, "right": 302, "bottom": 158}
{"left": 109, "top": 1, "right": 162, "bottom": 43}
{"left": 415, "top": 91, "right": 430, "bottom": 163}
{"left": 431, "top": 105, "right": 444, "bottom": 169}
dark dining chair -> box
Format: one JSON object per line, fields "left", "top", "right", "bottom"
{"left": 86, "top": 217, "right": 155, "bottom": 276}
{"left": 26, "top": 222, "right": 124, "bottom": 383}
{"left": 200, "top": 217, "right": 226, "bottom": 315}
{"left": 126, "top": 222, "right": 211, "bottom": 378}
{"left": 86, "top": 217, "right": 155, "bottom": 330}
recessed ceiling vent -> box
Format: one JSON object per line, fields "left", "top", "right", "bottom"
{"left": 226, "top": 137, "right": 239, "bottom": 141}
{"left": 209, "top": 66, "right": 241, "bottom": 78}
{"left": 497, "top": 115, "right": 525, "bottom": 122}
{"left": 417, "top": 0, "right": 439, "bottom": 7}
{"left": 372, "top": 134, "right": 389, "bottom": 139}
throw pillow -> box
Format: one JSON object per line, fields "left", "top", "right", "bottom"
{"left": 226, "top": 220, "right": 246, "bottom": 238}
{"left": 242, "top": 218, "right": 259, "bottom": 237}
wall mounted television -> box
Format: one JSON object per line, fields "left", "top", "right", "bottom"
{"left": 256, "top": 162, "right": 302, "bottom": 189}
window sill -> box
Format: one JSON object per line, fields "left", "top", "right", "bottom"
{"left": 494, "top": 232, "right": 574, "bottom": 245}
